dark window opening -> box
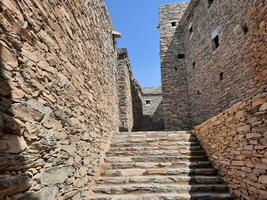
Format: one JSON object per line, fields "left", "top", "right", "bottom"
{"left": 197, "top": 90, "right": 201, "bottom": 95}
{"left": 171, "top": 22, "right": 176, "bottom": 27}
{"left": 208, "top": 0, "right": 214, "bottom": 8}
{"left": 192, "top": 62, "right": 196, "bottom": 69}
{"left": 146, "top": 100, "right": 151, "bottom": 105}
{"left": 178, "top": 54, "right": 185, "bottom": 59}
{"left": 174, "top": 67, "right": 178, "bottom": 71}
{"left": 242, "top": 24, "right": 249, "bottom": 34}
{"left": 219, "top": 72, "right": 224, "bottom": 80}
{"left": 212, "top": 35, "right": 220, "bottom": 50}
{"left": 189, "top": 26, "right": 193, "bottom": 34}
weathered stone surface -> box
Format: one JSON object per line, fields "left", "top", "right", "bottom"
{"left": 117, "top": 49, "right": 143, "bottom": 132}
{"left": 194, "top": 92, "right": 267, "bottom": 200}
{"left": 160, "top": 0, "right": 267, "bottom": 130}
{"left": 0, "top": 0, "right": 119, "bottom": 199}
{"left": 0, "top": 174, "right": 31, "bottom": 198}
{"left": 18, "top": 187, "right": 59, "bottom": 200}
{"left": 0, "top": 134, "right": 28, "bottom": 154}
{"left": 39, "top": 166, "right": 75, "bottom": 186}
{"left": 142, "top": 87, "right": 164, "bottom": 131}
{"left": 90, "top": 131, "right": 233, "bottom": 199}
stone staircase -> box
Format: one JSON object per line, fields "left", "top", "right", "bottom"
{"left": 89, "top": 131, "right": 234, "bottom": 200}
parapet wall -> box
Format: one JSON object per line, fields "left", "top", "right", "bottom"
{"left": 0, "top": 0, "right": 119, "bottom": 199}
{"left": 194, "top": 89, "right": 267, "bottom": 199}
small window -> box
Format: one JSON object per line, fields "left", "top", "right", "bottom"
{"left": 145, "top": 99, "right": 151, "bottom": 105}
{"left": 219, "top": 72, "right": 224, "bottom": 80}
{"left": 171, "top": 22, "right": 176, "bottom": 27}
{"left": 178, "top": 54, "right": 185, "bottom": 59}
{"left": 197, "top": 90, "right": 201, "bottom": 95}
{"left": 208, "top": 0, "right": 214, "bottom": 8}
{"left": 212, "top": 35, "right": 220, "bottom": 50}
{"left": 174, "top": 67, "right": 178, "bottom": 71}
{"left": 189, "top": 27, "right": 193, "bottom": 34}
{"left": 192, "top": 62, "right": 196, "bottom": 69}
{"left": 242, "top": 23, "right": 249, "bottom": 34}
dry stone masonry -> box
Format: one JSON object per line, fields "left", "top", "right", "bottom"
{"left": 160, "top": 0, "right": 267, "bottom": 129}
{"left": 0, "top": 0, "right": 119, "bottom": 199}
{"left": 0, "top": 0, "right": 266, "bottom": 199}
{"left": 117, "top": 49, "right": 143, "bottom": 132}
{"left": 160, "top": 0, "right": 267, "bottom": 199}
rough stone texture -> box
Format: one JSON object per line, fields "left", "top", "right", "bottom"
{"left": 160, "top": 0, "right": 267, "bottom": 129}
{"left": 117, "top": 48, "right": 143, "bottom": 132}
{"left": 194, "top": 90, "right": 267, "bottom": 200}
{"left": 142, "top": 87, "right": 164, "bottom": 131}
{"left": 0, "top": 0, "right": 119, "bottom": 199}
{"left": 89, "top": 131, "right": 233, "bottom": 200}
{"left": 160, "top": 2, "right": 191, "bottom": 131}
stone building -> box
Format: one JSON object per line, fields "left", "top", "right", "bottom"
{"left": 142, "top": 87, "right": 164, "bottom": 130}
{"left": 160, "top": 0, "right": 267, "bottom": 130}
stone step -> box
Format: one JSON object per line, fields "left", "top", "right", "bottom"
{"left": 93, "top": 183, "right": 229, "bottom": 195}
{"left": 106, "top": 149, "right": 206, "bottom": 157}
{"left": 111, "top": 137, "right": 198, "bottom": 144}
{"left": 112, "top": 133, "right": 194, "bottom": 140}
{"left": 115, "top": 131, "right": 192, "bottom": 136}
{"left": 88, "top": 192, "right": 234, "bottom": 200}
{"left": 109, "top": 145, "right": 203, "bottom": 152}
{"left": 100, "top": 168, "right": 216, "bottom": 177}
{"left": 101, "top": 161, "right": 212, "bottom": 170}
{"left": 95, "top": 175, "right": 223, "bottom": 185}
{"left": 105, "top": 155, "right": 209, "bottom": 163}
{"left": 110, "top": 141, "right": 201, "bottom": 148}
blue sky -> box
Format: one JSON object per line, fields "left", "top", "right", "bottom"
{"left": 105, "top": 0, "right": 187, "bottom": 87}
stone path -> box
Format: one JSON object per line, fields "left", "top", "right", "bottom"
{"left": 89, "top": 131, "right": 234, "bottom": 200}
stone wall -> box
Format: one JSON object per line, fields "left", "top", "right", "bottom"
{"left": 142, "top": 87, "right": 164, "bottom": 131}
{"left": 194, "top": 89, "right": 267, "bottom": 199}
{"left": 131, "top": 79, "right": 143, "bottom": 131}
{"left": 117, "top": 48, "right": 143, "bottom": 132}
{"left": 117, "top": 49, "right": 134, "bottom": 131}
{"left": 0, "top": 0, "right": 119, "bottom": 199}
{"left": 160, "top": 0, "right": 267, "bottom": 130}
{"left": 159, "top": 3, "right": 191, "bottom": 131}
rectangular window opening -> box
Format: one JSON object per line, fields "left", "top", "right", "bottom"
{"left": 193, "top": 62, "right": 196, "bottom": 69}
{"left": 208, "top": 0, "right": 214, "bottom": 8}
{"left": 219, "top": 72, "right": 224, "bottom": 80}
{"left": 178, "top": 54, "right": 185, "bottom": 59}
{"left": 212, "top": 35, "right": 220, "bottom": 50}
{"left": 242, "top": 23, "right": 249, "bottom": 34}
{"left": 145, "top": 99, "right": 151, "bottom": 105}
{"left": 171, "top": 22, "right": 176, "bottom": 27}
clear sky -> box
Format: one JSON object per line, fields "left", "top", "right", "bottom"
{"left": 105, "top": 0, "right": 187, "bottom": 87}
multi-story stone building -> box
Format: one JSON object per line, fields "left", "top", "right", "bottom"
{"left": 160, "top": 0, "right": 266, "bottom": 130}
